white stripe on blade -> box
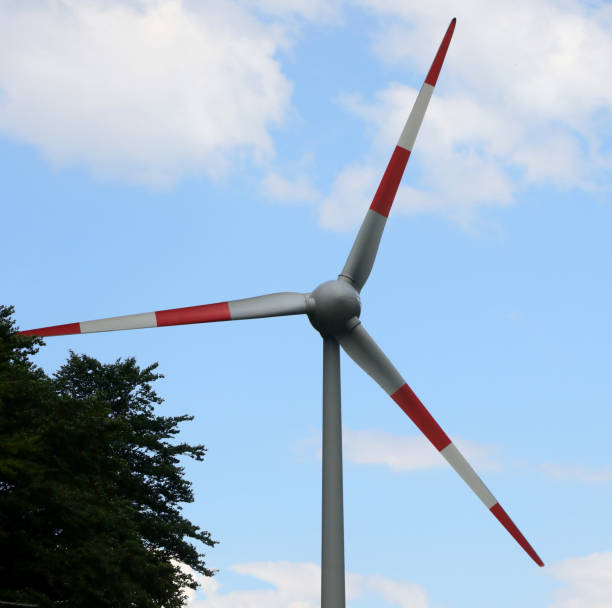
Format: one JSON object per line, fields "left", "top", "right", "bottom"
{"left": 397, "top": 83, "right": 434, "bottom": 152}
{"left": 440, "top": 443, "right": 497, "bottom": 509}
{"left": 80, "top": 312, "right": 157, "bottom": 333}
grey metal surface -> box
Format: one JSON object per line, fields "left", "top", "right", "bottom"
{"left": 308, "top": 280, "right": 361, "bottom": 336}
{"left": 341, "top": 325, "right": 502, "bottom": 515}
{"left": 81, "top": 311, "right": 157, "bottom": 333}
{"left": 321, "top": 337, "right": 346, "bottom": 608}
{"left": 339, "top": 209, "right": 387, "bottom": 292}
{"left": 340, "top": 85, "right": 436, "bottom": 294}
{"left": 397, "top": 83, "right": 434, "bottom": 152}
{"left": 337, "top": 322, "right": 405, "bottom": 395}
{"left": 228, "top": 292, "right": 310, "bottom": 320}
{"left": 440, "top": 443, "right": 497, "bottom": 509}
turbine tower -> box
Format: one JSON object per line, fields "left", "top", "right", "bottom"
{"left": 20, "top": 18, "right": 543, "bottom": 607}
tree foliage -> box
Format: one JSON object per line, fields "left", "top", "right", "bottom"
{"left": 0, "top": 305, "right": 216, "bottom": 607}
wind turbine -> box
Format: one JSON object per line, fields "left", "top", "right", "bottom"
{"left": 20, "top": 18, "right": 543, "bottom": 607}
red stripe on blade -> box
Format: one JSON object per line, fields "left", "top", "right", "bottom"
{"left": 425, "top": 18, "right": 456, "bottom": 87}
{"left": 391, "top": 383, "right": 451, "bottom": 451}
{"left": 155, "top": 302, "right": 231, "bottom": 327}
{"left": 19, "top": 322, "right": 81, "bottom": 337}
{"left": 369, "top": 146, "right": 411, "bottom": 218}
{"left": 490, "top": 503, "right": 544, "bottom": 566}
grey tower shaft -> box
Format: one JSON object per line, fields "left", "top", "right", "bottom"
{"left": 321, "top": 337, "right": 346, "bottom": 608}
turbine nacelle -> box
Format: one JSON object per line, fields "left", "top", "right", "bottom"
{"left": 307, "top": 279, "right": 361, "bottom": 337}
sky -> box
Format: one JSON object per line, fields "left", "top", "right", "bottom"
{"left": 2, "top": 0, "right": 612, "bottom": 606}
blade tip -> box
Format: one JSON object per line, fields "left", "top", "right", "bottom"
{"left": 424, "top": 19, "right": 456, "bottom": 86}
{"left": 490, "top": 503, "right": 543, "bottom": 567}
{"left": 18, "top": 322, "right": 81, "bottom": 337}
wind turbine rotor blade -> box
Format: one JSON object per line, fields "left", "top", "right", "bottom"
{"left": 337, "top": 322, "right": 544, "bottom": 567}
{"left": 340, "top": 18, "right": 456, "bottom": 292}
{"left": 19, "top": 292, "right": 311, "bottom": 337}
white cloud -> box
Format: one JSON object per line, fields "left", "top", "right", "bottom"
{"left": 538, "top": 463, "right": 612, "bottom": 484}
{"left": 364, "top": 574, "right": 428, "bottom": 608}
{"left": 548, "top": 552, "right": 612, "bottom": 608}
{"left": 320, "top": 163, "right": 379, "bottom": 229}
{"left": 302, "top": 429, "right": 612, "bottom": 487}
{"left": 0, "top": 0, "right": 292, "bottom": 184}
{"left": 362, "top": 0, "right": 612, "bottom": 126}
{"left": 297, "top": 429, "right": 501, "bottom": 473}
{"left": 238, "top": 0, "right": 342, "bottom": 24}
{"left": 184, "top": 560, "right": 429, "bottom": 607}
{"left": 3, "top": 1, "right": 610, "bottom": 221}
{"left": 328, "top": 85, "right": 514, "bottom": 228}
{"left": 182, "top": 551, "right": 612, "bottom": 608}
{"left": 319, "top": 0, "right": 612, "bottom": 229}
{"left": 343, "top": 428, "right": 501, "bottom": 472}
{"left": 262, "top": 172, "right": 320, "bottom": 204}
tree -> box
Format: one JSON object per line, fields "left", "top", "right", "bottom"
{"left": 0, "top": 305, "right": 216, "bottom": 607}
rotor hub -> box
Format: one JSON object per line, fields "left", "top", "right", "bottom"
{"left": 307, "top": 279, "right": 361, "bottom": 336}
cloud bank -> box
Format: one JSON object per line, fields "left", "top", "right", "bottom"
{"left": 343, "top": 428, "right": 501, "bottom": 472}
{"left": 0, "top": 0, "right": 292, "bottom": 184}
{"left": 1, "top": 1, "right": 610, "bottom": 223}
{"left": 181, "top": 551, "right": 612, "bottom": 607}
{"left": 548, "top": 551, "right": 612, "bottom": 608}
{"left": 184, "top": 560, "right": 429, "bottom": 608}
{"left": 316, "top": 0, "right": 612, "bottom": 229}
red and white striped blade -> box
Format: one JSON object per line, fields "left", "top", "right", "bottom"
{"left": 337, "top": 322, "right": 544, "bottom": 567}
{"left": 341, "top": 18, "right": 456, "bottom": 292}
{"left": 19, "top": 292, "right": 310, "bottom": 337}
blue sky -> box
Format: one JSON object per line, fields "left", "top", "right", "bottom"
{"left": 3, "top": 1, "right": 612, "bottom": 606}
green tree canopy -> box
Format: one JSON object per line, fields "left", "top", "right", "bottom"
{"left": 0, "top": 305, "right": 216, "bottom": 607}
